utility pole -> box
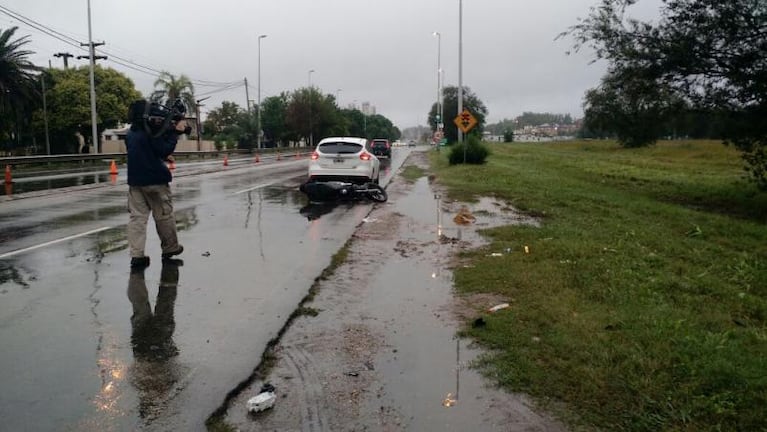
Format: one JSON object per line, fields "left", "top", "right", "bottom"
{"left": 195, "top": 97, "right": 210, "bottom": 152}
{"left": 83, "top": 0, "right": 105, "bottom": 154}
{"left": 53, "top": 52, "right": 74, "bottom": 69}
{"left": 244, "top": 77, "right": 251, "bottom": 113}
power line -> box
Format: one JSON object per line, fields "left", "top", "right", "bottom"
{"left": 0, "top": 6, "right": 237, "bottom": 89}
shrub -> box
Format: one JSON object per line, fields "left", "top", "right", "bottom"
{"left": 448, "top": 136, "right": 490, "bottom": 165}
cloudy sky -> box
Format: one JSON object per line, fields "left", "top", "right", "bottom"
{"left": 2, "top": 0, "right": 662, "bottom": 128}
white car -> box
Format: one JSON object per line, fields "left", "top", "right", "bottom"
{"left": 308, "top": 137, "right": 381, "bottom": 184}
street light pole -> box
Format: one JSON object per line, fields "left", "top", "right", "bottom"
{"left": 432, "top": 31, "right": 442, "bottom": 139}
{"left": 308, "top": 69, "right": 315, "bottom": 147}
{"left": 257, "top": 34, "right": 267, "bottom": 150}
{"left": 458, "top": 0, "right": 466, "bottom": 163}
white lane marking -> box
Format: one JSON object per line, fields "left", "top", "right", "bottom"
{"left": 232, "top": 181, "right": 279, "bottom": 195}
{"left": 0, "top": 227, "right": 113, "bottom": 259}
{"left": 232, "top": 176, "right": 299, "bottom": 195}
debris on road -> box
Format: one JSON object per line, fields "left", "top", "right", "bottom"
{"left": 247, "top": 383, "right": 277, "bottom": 413}
{"left": 489, "top": 252, "right": 503, "bottom": 257}
{"left": 202, "top": 251, "right": 211, "bottom": 257}
{"left": 442, "top": 392, "right": 457, "bottom": 407}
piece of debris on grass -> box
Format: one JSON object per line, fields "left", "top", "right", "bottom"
{"left": 453, "top": 206, "right": 477, "bottom": 225}
{"left": 488, "top": 303, "right": 510, "bottom": 313}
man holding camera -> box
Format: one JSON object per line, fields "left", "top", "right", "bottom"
{"left": 126, "top": 100, "right": 188, "bottom": 269}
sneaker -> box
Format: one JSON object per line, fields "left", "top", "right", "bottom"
{"left": 162, "top": 245, "right": 184, "bottom": 259}
{"left": 130, "top": 256, "right": 150, "bottom": 268}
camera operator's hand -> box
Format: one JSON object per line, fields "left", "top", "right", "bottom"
{"left": 174, "top": 120, "right": 187, "bottom": 133}
{"left": 174, "top": 120, "right": 193, "bottom": 136}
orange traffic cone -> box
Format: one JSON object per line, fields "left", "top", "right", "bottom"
{"left": 168, "top": 160, "right": 176, "bottom": 170}
{"left": 295, "top": 150, "right": 300, "bottom": 159}
{"left": 277, "top": 151, "right": 282, "bottom": 161}
{"left": 223, "top": 155, "right": 229, "bottom": 166}
{"left": 4, "top": 165, "right": 11, "bottom": 184}
{"left": 109, "top": 160, "right": 118, "bottom": 175}
{"left": 254, "top": 153, "right": 260, "bottom": 163}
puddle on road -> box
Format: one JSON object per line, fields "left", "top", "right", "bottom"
{"left": 225, "top": 152, "right": 564, "bottom": 431}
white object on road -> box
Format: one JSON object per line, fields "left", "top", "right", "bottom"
{"left": 247, "top": 390, "right": 277, "bottom": 413}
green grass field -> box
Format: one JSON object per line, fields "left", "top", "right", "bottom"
{"left": 429, "top": 140, "right": 767, "bottom": 431}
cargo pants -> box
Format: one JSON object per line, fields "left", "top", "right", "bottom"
{"left": 127, "top": 184, "right": 180, "bottom": 258}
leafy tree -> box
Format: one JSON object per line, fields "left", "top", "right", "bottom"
{"left": 203, "top": 101, "right": 242, "bottom": 136}
{"left": 261, "top": 92, "right": 295, "bottom": 146}
{"left": 428, "top": 86, "right": 487, "bottom": 143}
{"left": 286, "top": 87, "right": 344, "bottom": 145}
{"left": 0, "top": 26, "right": 40, "bottom": 152}
{"left": 565, "top": 0, "right": 767, "bottom": 188}
{"left": 152, "top": 71, "right": 195, "bottom": 113}
{"left": 33, "top": 66, "right": 140, "bottom": 153}
{"left": 582, "top": 69, "right": 681, "bottom": 148}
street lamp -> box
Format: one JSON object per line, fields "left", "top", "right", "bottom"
{"left": 336, "top": 88, "right": 342, "bottom": 105}
{"left": 257, "top": 34, "right": 267, "bottom": 150}
{"left": 308, "top": 69, "right": 315, "bottom": 146}
{"left": 458, "top": 0, "right": 464, "bottom": 148}
{"left": 432, "top": 31, "right": 442, "bottom": 139}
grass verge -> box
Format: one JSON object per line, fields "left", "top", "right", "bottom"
{"left": 400, "top": 165, "right": 427, "bottom": 183}
{"left": 431, "top": 140, "right": 767, "bottom": 431}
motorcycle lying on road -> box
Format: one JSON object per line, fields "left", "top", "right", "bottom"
{"left": 299, "top": 180, "right": 388, "bottom": 203}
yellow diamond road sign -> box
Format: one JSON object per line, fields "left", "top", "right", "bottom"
{"left": 454, "top": 109, "right": 478, "bottom": 133}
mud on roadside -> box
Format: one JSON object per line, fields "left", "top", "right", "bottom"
{"left": 223, "top": 151, "right": 567, "bottom": 431}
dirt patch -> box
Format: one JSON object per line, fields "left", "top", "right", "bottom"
{"left": 225, "top": 151, "right": 562, "bottom": 431}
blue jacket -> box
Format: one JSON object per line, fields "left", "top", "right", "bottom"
{"left": 126, "top": 127, "right": 178, "bottom": 186}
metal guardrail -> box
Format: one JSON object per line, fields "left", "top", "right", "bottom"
{"left": 0, "top": 147, "right": 311, "bottom": 167}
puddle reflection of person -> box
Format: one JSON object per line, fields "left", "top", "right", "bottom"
{"left": 127, "top": 260, "right": 184, "bottom": 420}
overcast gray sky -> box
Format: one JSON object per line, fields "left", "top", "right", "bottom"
{"left": 2, "top": 0, "right": 662, "bottom": 128}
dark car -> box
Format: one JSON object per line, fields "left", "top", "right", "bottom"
{"left": 369, "top": 139, "right": 392, "bottom": 158}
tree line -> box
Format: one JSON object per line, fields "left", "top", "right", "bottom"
{"left": 203, "top": 89, "right": 401, "bottom": 150}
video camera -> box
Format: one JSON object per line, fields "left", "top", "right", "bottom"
{"left": 128, "top": 98, "right": 190, "bottom": 137}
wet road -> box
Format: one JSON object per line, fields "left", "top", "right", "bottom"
{"left": 0, "top": 150, "right": 408, "bottom": 431}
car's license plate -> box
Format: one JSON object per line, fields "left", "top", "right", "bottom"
{"left": 333, "top": 157, "right": 344, "bottom": 163}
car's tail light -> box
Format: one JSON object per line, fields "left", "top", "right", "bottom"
{"left": 311, "top": 152, "right": 319, "bottom": 160}
{"left": 360, "top": 152, "right": 371, "bottom": 161}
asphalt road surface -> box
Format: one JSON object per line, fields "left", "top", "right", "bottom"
{"left": 0, "top": 149, "right": 409, "bottom": 431}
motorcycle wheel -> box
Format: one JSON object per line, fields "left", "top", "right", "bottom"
{"left": 366, "top": 184, "right": 388, "bottom": 202}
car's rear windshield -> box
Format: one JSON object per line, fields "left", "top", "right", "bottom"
{"left": 371, "top": 140, "right": 388, "bottom": 147}
{"left": 318, "top": 142, "right": 363, "bottom": 154}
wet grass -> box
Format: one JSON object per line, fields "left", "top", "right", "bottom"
{"left": 430, "top": 140, "right": 767, "bottom": 432}
{"left": 400, "top": 165, "right": 427, "bottom": 183}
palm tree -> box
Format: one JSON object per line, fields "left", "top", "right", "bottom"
{"left": 0, "top": 26, "right": 40, "bottom": 149}
{"left": 152, "top": 71, "right": 195, "bottom": 114}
